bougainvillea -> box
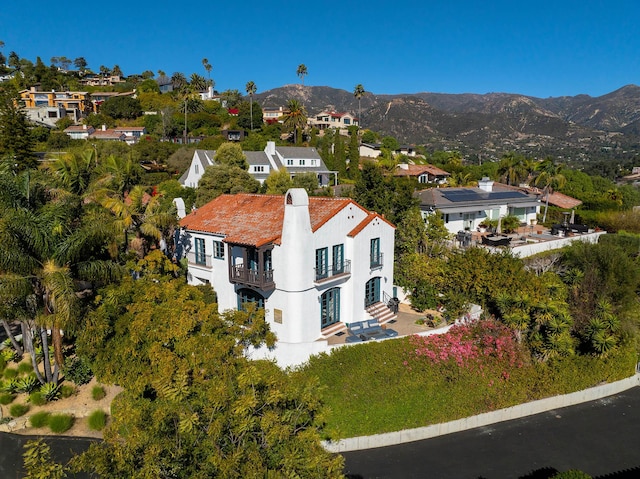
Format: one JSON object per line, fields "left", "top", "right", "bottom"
{"left": 405, "top": 319, "right": 526, "bottom": 374}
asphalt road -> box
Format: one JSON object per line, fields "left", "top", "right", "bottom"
{"left": 343, "top": 386, "right": 640, "bottom": 479}
{"left": 2, "top": 388, "right": 639, "bottom": 478}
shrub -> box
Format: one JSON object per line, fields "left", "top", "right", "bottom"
{"left": 0, "top": 392, "right": 15, "bottom": 405}
{"left": 552, "top": 471, "right": 592, "bottom": 479}
{"left": 9, "top": 403, "right": 29, "bottom": 417}
{"left": 28, "top": 391, "right": 46, "bottom": 406}
{"left": 16, "top": 376, "right": 39, "bottom": 394}
{"left": 91, "top": 385, "right": 106, "bottom": 401}
{"left": 60, "top": 384, "right": 76, "bottom": 399}
{"left": 87, "top": 410, "right": 107, "bottom": 431}
{"left": 17, "top": 362, "right": 33, "bottom": 374}
{"left": 29, "top": 411, "right": 51, "bottom": 428}
{"left": 40, "top": 382, "right": 61, "bottom": 402}
{"left": 0, "top": 355, "right": 6, "bottom": 372}
{"left": 63, "top": 357, "right": 93, "bottom": 386}
{"left": 1, "top": 348, "right": 16, "bottom": 363}
{"left": 48, "top": 414, "right": 74, "bottom": 433}
{"left": 3, "top": 367, "right": 18, "bottom": 379}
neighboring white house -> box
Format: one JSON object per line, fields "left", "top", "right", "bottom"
{"left": 63, "top": 124, "right": 96, "bottom": 140}
{"left": 114, "top": 126, "right": 147, "bottom": 144}
{"left": 179, "top": 188, "right": 396, "bottom": 367}
{"left": 359, "top": 143, "right": 420, "bottom": 158}
{"left": 416, "top": 178, "right": 542, "bottom": 234}
{"left": 178, "top": 141, "right": 334, "bottom": 188}
{"left": 309, "top": 110, "right": 359, "bottom": 130}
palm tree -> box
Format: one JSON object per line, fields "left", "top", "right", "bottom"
{"left": 190, "top": 73, "right": 207, "bottom": 92}
{"left": 497, "top": 153, "right": 527, "bottom": 186}
{"left": 533, "top": 158, "right": 566, "bottom": 223}
{"left": 202, "top": 58, "right": 212, "bottom": 85}
{"left": 353, "top": 84, "right": 365, "bottom": 130}
{"left": 0, "top": 168, "right": 122, "bottom": 384}
{"left": 283, "top": 99, "right": 307, "bottom": 144}
{"left": 296, "top": 64, "right": 308, "bottom": 85}
{"left": 245, "top": 81, "right": 257, "bottom": 131}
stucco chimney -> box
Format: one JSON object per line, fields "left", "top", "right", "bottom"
{"left": 265, "top": 141, "right": 276, "bottom": 155}
{"left": 478, "top": 177, "right": 494, "bottom": 192}
{"left": 102, "top": 124, "right": 107, "bottom": 131}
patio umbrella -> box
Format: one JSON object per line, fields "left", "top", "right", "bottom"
{"left": 569, "top": 209, "right": 575, "bottom": 224}
{"left": 496, "top": 217, "right": 502, "bottom": 234}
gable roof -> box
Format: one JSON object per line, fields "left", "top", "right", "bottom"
{"left": 180, "top": 193, "right": 387, "bottom": 247}
{"left": 394, "top": 164, "right": 450, "bottom": 177}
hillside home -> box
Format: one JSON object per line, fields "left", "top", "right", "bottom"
{"left": 416, "top": 178, "right": 541, "bottom": 234}
{"left": 179, "top": 141, "right": 334, "bottom": 187}
{"left": 394, "top": 163, "right": 450, "bottom": 184}
{"left": 359, "top": 143, "right": 420, "bottom": 158}
{"left": 262, "top": 106, "right": 288, "bottom": 124}
{"left": 309, "top": 110, "right": 359, "bottom": 130}
{"left": 78, "top": 75, "right": 125, "bottom": 87}
{"left": 20, "top": 87, "right": 91, "bottom": 127}
{"left": 114, "top": 126, "right": 147, "bottom": 144}
{"left": 88, "top": 125, "right": 126, "bottom": 142}
{"left": 179, "top": 188, "right": 396, "bottom": 367}
{"left": 63, "top": 124, "right": 95, "bottom": 140}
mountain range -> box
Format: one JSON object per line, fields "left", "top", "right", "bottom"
{"left": 256, "top": 84, "right": 640, "bottom": 164}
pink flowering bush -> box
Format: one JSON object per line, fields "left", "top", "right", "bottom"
{"left": 406, "top": 319, "right": 526, "bottom": 379}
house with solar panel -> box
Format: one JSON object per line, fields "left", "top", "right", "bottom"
{"left": 415, "top": 177, "right": 542, "bottom": 234}
{"left": 179, "top": 141, "right": 334, "bottom": 188}
{"left": 179, "top": 188, "right": 396, "bottom": 367}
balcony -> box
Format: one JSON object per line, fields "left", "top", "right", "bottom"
{"left": 186, "top": 251, "right": 212, "bottom": 269}
{"left": 370, "top": 252, "right": 384, "bottom": 269}
{"left": 315, "top": 260, "right": 351, "bottom": 283}
{"left": 230, "top": 263, "right": 275, "bottom": 290}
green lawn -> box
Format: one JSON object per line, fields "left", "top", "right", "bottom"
{"left": 294, "top": 336, "right": 637, "bottom": 439}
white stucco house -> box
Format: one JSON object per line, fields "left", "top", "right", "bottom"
{"left": 179, "top": 188, "right": 396, "bottom": 367}
{"left": 415, "top": 178, "right": 542, "bottom": 235}
{"left": 178, "top": 141, "right": 334, "bottom": 188}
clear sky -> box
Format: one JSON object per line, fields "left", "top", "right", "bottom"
{"left": 1, "top": 0, "right": 638, "bottom": 98}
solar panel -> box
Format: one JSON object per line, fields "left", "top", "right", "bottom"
{"left": 442, "top": 190, "right": 482, "bottom": 202}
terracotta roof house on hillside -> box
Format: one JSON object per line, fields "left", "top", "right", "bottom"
{"left": 394, "top": 163, "right": 450, "bottom": 184}
{"left": 179, "top": 188, "right": 396, "bottom": 367}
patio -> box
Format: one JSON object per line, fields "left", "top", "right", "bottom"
{"left": 326, "top": 303, "right": 450, "bottom": 347}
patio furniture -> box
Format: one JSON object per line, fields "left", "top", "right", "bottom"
{"left": 345, "top": 319, "right": 398, "bottom": 342}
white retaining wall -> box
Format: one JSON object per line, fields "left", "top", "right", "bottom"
{"left": 323, "top": 373, "right": 640, "bottom": 452}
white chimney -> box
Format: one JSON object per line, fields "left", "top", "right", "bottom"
{"left": 478, "top": 177, "right": 494, "bottom": 192}
{"left": 265, "top": 141, "right": 276, "bottom": 155}
{"left": 102, "top": 124, "right": 107, "bottom": 131}
{"left": 398, "top": 163, "right": 409, "bottom": 170}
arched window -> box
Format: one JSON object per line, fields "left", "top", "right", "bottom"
{"left": 321, "top": 288, "right": 340, "bottom": 328}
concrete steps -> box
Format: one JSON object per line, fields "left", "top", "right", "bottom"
{"left": 366, "top": 302, "right": 397, "bottom": 325}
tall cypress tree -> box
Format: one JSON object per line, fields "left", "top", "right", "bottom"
{"left": 0, "top": 86, "right": 36, "bottom": 171}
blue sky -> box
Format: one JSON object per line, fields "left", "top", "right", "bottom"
{"left": 1, "top": 0, "right": 638, "bottom": 98}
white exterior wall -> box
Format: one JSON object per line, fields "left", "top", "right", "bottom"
{"left": 436, "top": 205, "right": 538, "bottom": 235}
{"left": 184, "top": 190, "right": 396, "bottom": 368}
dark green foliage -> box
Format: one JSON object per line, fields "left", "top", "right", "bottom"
{"left": 40, "top": 382, "right": 61, "bottom": 402}
{"left": 63, "top": 356, "right": 93, "bottom": 385}
{"left": 87, "top": 409, "right": 107, "bottom": 431}
{"left": 0, "top": 392, "right": 14, "bottom": 405}
{"left": 29, "top": 411, "right": 51, "bottom": 428}
{"left": 9, "top": 402, "right": 29, "bottom": 417}
{"left": 0, "top": 86, "right": 37, "bottom": 171}
{"left": 195, "top": 164, "right": 260, "bottom": 207}
{"left": 48, "top": 413, "right": 74, "bottom": 433}
{"left": 91, "top": 385, "right": 106, "bottom": 401}
{"left": 16, "top": 375, "right": 39, "bottom": 394}
{"left": 3, "top": 367, "right": 17, "bottom": 379}
{"left": 100, "top": 96, "right": 142, "bottom": 120}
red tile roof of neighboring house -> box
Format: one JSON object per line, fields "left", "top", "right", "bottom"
{"left": 394, "top": 164, "right": 450, "bottom": 177}
{"left": 180, "top": 193, "right": 381, "bottom": 247}
{"left": 546, "top": 191, "right": 583, "bottom": 209}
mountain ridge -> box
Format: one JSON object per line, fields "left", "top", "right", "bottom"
{"left": 255, "top": 84, "right": 640, "bottom": 163}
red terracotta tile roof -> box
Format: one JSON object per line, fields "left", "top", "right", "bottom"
{"left": 348, "top": 213, "right": 395, "bottom": 237}
{"left": 546, "top": 191, "right": 583, "bottom": 209}
{"left": 394, "top": 164, "right": 450, "bottom": 177}
{"left": 180, "top": 193, "right": 366, "bottom": 247}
